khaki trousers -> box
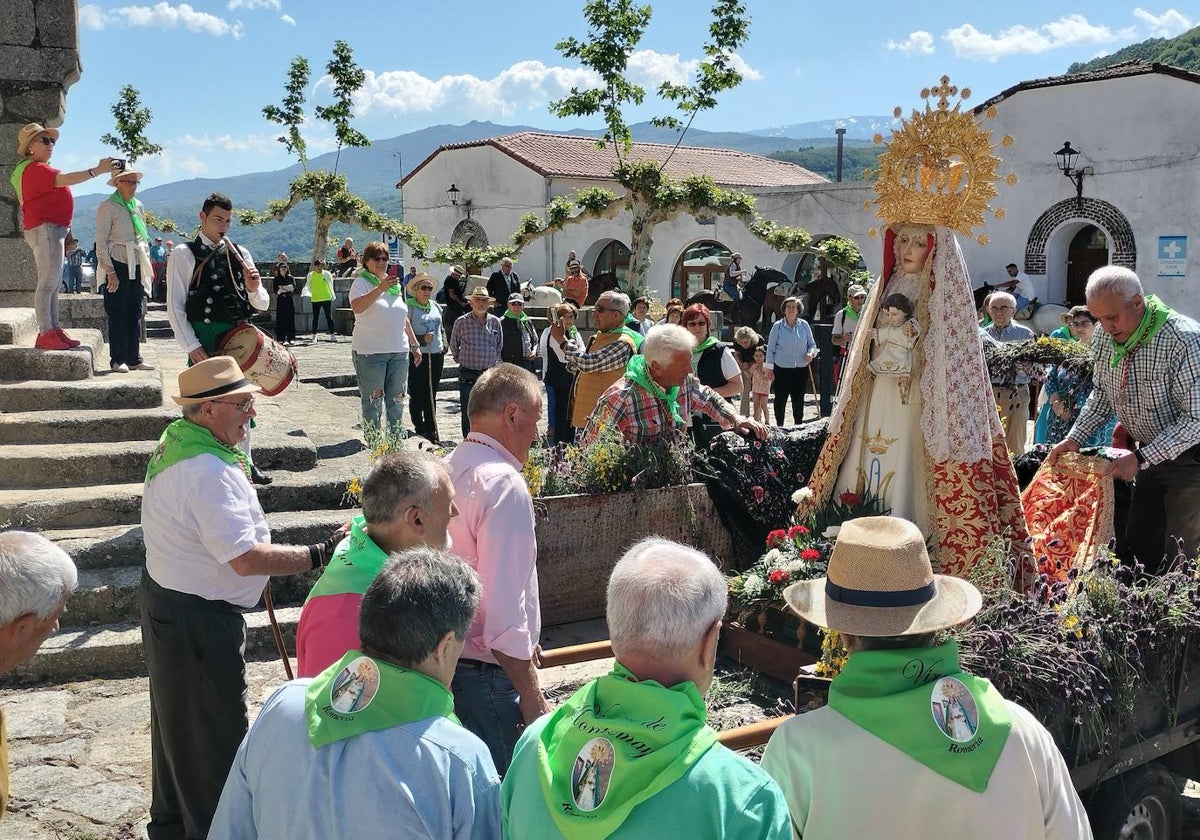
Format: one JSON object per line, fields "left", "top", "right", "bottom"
{"left": 993, "top": 384, "right": 1030, "bottom": 456}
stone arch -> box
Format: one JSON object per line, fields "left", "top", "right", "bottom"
{"left": 451, "top": 219, "right": 488, "bottom": 248}
{"left": 1024, "top": 198, "right": 1136, "bottom": 275}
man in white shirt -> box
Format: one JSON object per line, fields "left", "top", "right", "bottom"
{"left": 1001, "top": 262, "right": 1036, "bottom": 312}
{"left": 140, "top": 358, "right": 344, "bottom": 840}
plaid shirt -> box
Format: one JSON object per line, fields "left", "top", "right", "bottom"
{"left": 565, "top": 330, "right": 636, "bottom": 374}
{"left": 580, "top": 373, "right": 741, "bottom": 446}
{"left": 449, "top": 311, "right": 503, "bottom": 371}
{"left": 1071, "top": 313, "right": 1200, "bottom": 465}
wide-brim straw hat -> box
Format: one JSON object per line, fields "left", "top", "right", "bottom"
{"left": 107, "top": 168, "right": 144, "bottom": 188}
{"left": 466, "top": 284, "right": 494, "bottom": 302}
{"left": 17, "top": 123, "right": 59, "bottom": 156}
{"left": 783, "top": 516, "right": 981, "bottom": 637}
{"left": 172, "top": 356, "right": 260, "bottom": 406}
{"left": 406, "top": 273, "right": 437, "bottom": 295}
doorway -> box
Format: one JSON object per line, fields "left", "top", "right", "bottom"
{"left": 1066, "top": 226, "right": 1109, "bottom": 305}
{"left": 673, "top": 241, "right": 733, "bottom": 300}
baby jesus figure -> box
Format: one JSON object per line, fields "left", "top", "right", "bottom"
{"left": 867, "top": 292, "right": 921, "bottom": 404}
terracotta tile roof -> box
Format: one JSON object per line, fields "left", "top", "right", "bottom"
{"left": 975, "top": 60, "right": 1200, "bottom": 112}
{"left": 403, "top": 131, "right": 827, "bottom": 188}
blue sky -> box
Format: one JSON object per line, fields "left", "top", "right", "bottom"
{"left": 58, "top": 1, "right": 1197, "bottom": 195}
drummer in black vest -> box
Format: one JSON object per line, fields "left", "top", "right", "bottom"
{"left": 165, "top": 192, "right": 273, "bottom": 484}
{"left": 681, "top": 303, "right": 743, "bottom": 447}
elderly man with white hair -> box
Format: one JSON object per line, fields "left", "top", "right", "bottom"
{"left": 984, "top": 291, "right": 1036, "bottom": 455}
{"left": 0, "top": 531, "right": 78, "bottom": 818}
{"left": 580, "top": 323, "right": 767, "bottom": 447}
{"left": 500, "top": 537, "right": 791, "bottom": 838}
{"left": 565, "top": 289, "right": 645, "bottom": 435}
{"left": 1049, "top": 266, "right": 1200, "bottom": 572}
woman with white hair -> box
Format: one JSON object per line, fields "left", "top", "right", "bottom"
{"left": 96, "top": 167, "right": 156, "bottom": 373}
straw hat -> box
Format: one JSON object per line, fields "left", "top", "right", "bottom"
{"left": 17, "top": 123, "right": 59, "bottom": 157}
{"left": 465, "top": 284, "right": 494, "bottom": 301}
{"left": 172, "top": 356, "right": 260, "bottom": 406}
{"left": 107, "top": 168, "right": 144, "bottom": 188}
{"left": 783, "top": 516, "right": 981, "bottom": 637}
{"left": 406, "top": 273, "right": 437, "bottom": 295}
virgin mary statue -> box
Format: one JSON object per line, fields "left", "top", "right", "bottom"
{"left": 802, "top": 77, "right": 1032, "bottom": 585}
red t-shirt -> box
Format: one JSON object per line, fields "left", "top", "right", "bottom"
{"left": 19, "top": 162, "right": 73, "bottom": 229}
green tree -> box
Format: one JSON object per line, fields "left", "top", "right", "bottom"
{"left": 262, "top": 56, "right": 310, "bottom": 169}
{"left": 99, "top": 84, "right": 179, "bottom": 233}
{"left": 314, "top": 41, "right": 370, "bottom": 174}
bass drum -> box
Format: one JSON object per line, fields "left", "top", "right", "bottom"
{"left": 217, "top": 322, "right": 298, "bottom": 397}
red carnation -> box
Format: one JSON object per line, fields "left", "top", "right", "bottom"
{"left": 768, "top": 569, "right": 790, "bottom": 584}
{"left": 788, "top": 525, "right": 810, "bottom": 538}
{"left": 800, "top": 548, "right": 822, "bottom": 561}
{"left": 840, "top": 492, "right": 863, "bottom": 506}
{"left": 766, "top": 529, "right": 788, "bottom": 548}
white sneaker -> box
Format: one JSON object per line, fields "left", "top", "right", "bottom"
{"left": 111, "top": 362, "right": 130, "bottom": 373}
{"left": 132, "top": 361, "right": 155, "bottom": 371}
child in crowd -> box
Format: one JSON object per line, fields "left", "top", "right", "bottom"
{"left": 749, "top": 346, "right": 772, "bottom": 424}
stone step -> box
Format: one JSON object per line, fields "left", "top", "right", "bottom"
{"left": 0, "top": 327, "right": 110, "bottom": 382}
{"left": 0, "top": 456, "right": 362, "bottom": 532}
{"left": 0, "top": 366, "right": 162, "bottom": 412}
{"left": 43, "top": 508, "right": 354, "bottom": 627}
{"left": 0, "top": 406, "right": 178, "bottom": 444}
{"left": 0, "top": 307, "right": 37, "bottom": 346}
{"left": 0, "top": 425, "right": 318, "bottom": 490}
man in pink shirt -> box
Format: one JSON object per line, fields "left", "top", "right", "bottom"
{"left": 295, "top": 452, "right": 458, "bottom": 677}
{"left": 445, "top": 363, "right": 549, "bottom": 774}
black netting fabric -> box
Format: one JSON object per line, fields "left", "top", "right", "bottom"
{"left": 695, "top": 420, "right": 828, "bottom": 571}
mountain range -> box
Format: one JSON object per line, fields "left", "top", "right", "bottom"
{"left": 1068, "top": 24, "right": 1200, "bottom": 74}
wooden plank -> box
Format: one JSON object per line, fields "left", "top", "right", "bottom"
{"left": 719, "top": 622, "right": 817, "bottom": 683}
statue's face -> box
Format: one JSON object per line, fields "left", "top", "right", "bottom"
{"left": 894, "top": 226, "right": 933, "bottom": 274}
{"left": 884, "top": 306, "right": 907, "bottom": 327}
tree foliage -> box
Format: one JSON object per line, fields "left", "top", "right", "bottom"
{"left": 262, "top": 56, "right": 310, "bottom": 169}
{"left": 315, "top": 40, "right": 371, "bottom": 174}
{"left": 99, "top": 84, "right": 164, "bottom": 164}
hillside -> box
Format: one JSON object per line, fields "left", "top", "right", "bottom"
{"left": 69, "top": 120, "right": 818, "bottom": 259}
{"left": 1067, "top": 25, "right": 1200, "bottom": 74}
{"left": 768, "top": 145, "right": 879, "bottom": 182}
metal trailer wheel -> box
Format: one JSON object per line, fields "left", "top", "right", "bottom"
{"left": 1090, "top": 763, "right": 1183, "bottom": 840}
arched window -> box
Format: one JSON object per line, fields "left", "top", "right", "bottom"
{"left": 672, "top": 241, "right": 733, "bottom": 300}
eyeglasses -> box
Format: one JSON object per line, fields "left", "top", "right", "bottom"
{"left": 683, "top": 320, "right": 706, "bottom": 327}
{"left": 38, "top": 136, "right": 55, "bottom": 146}
{"left": 593, "top": 306, "right": 612, "bottom": 314}
{"left": 417, "top": 284, "right": 434, "bottom": 291}
{"left": 510, "top": 301, "right": 524, "bottom": 306}
{"left": 369, "top": 256, "right": 389, "bottom": 263}
{"left": 213, "top": 396, "right": 255, "bottom": 413}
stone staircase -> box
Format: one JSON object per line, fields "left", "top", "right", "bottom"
{"left": 0, "top": 304, "right": 365, "bottom": 685}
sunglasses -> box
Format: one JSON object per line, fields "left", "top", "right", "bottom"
{"left": 213, "top": 396, "right": 255, "bottom": 413}
{"left": 38, "top": 136, "right": 55, "bottom": 146}
{"left": 369, "top": 255, "right": 389, "bottom": 262}
{"left": 684, "top": 320, "right": 706, "bottom": 327}
{"left": 510, "top": 301, "right": 525, "bottom": 306}
{"left": 417, "top": 284, "right": 434, "bottom": 291}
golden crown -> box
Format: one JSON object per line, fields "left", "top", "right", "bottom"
{"left": 866, "top": 429, "right": 899, "bottom": 455}
{"left": 864, "top": 76, "right": 1016, "bottom": 246}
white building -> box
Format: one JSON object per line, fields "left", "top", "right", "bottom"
{"left": 400, "top": 61, "right": 1200, "bottom": 317}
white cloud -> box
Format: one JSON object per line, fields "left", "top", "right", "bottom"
{"left": 137, "top": 148, "right": 209, "bottom": 180}
{"left": 280, "top": 13, "right": 295, "bottom": 26}
{"left": 886, "top": 30, "right": 936, "bottom": 55}
{"left": 227, "top": 0, "right": 279, "bottom": 9}
{"left": 174, "top": 133, "right": 279, "bottom": 154}
{"left": 945, "top": 14, "right": 1117, "bottom": 61}
{"left": 87, "top": 2, "right": 244, "bottom": 39}
{"left": 1133, "top": 7, "right": 1192, "bottom": 37}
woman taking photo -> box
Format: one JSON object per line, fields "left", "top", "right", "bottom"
{"left": 540, "top": 302, "right": 585, "bottom": 445}
{"left": 272, "top": 259, "right": 297, "bottom": 346}
{"left": 12, "top": 122, "right": 115, "bottom": 350}
{"left": 95, "top": 167, "right": 155, "bottom": 373}
{"left": 764, "top": 296, "right": 816, "bottom": 426}
{"left": 405, "top": 273, "right": 445, "bottom": 444}
{"left": 349, "top": 241, "right": 422, "bottom": 437}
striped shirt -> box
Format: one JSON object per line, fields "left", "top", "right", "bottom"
{"left": 1070, "top": 313, "right": 1200, "bottom": 465}
{"left": 580, "top": 373, "right": 740, "bottom": 446}
{"left": 449, "top": 311, "right": 503, "bottom": 371}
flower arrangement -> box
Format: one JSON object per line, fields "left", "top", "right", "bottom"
{"left": 728, "top": 522, "right": 832, "bottom": 613}
{"left": 984, "top": 335, "right": 1093, "bottom": 387}
{"left": 522, "top": 424, "right": 695, "bottom": 498}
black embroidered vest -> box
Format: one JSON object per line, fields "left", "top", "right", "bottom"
{"left": 184, "top": 239, "right": 252, "bottom": 325}
{"left": 696, "top": 341, "right": 731, "bottom": 388}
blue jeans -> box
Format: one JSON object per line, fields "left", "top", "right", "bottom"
{"left": 353, "top": 351, "right": 409, "bottom": 435}
{"left": 451, "top": 661, "right": 522, "bottom": 775}
{"left": 24, "top": 222, "right": 68, "bottom": 332}
{"left": 458, "top": 368, "right": 483, "bottom": 438}
{"left": 722, "top": 278, "right": 742, "bottom": 302}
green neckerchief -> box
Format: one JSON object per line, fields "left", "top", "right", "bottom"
{"left": 306, "top": 650, "right": 459, "bottom": 749}
{"left": 692, "top": 335, "right": 719, "bottom": 355}
{"left": 145, "top": 418, "right": 250, "bottom": 484}
{"left": 304, "top": 515, "right": 381, "bottom": 601}
{"left": 536, "top": 661, "right": 718, "bottom": 839}
{"left": 1110, "top": 294, "right": 1174, "bottom": 369}
{"left": 359, "top": 268, "right": 400, "bottom": 296}
{"left": 828, "top": 640, "right": 1012, "bottom": 793}
{"left": 624, "top": 354, "right": 683, "bottom": 426}
{"left": 503, "top": 307, "right": 530, "bottom": 324}
{"left": 9, "top": 159, "right": 32, "bottom": 205}
{"left": 842, "top": 304, "right": 861, "bottom": 323}
{"left": 110, "top": 191, "right": 149, "bottom": 242}
{"left": 604, "top": 323, "right": 645, "bottom": 349}
{"left": 405, "top": 295, "right": 431, "bottom": 311}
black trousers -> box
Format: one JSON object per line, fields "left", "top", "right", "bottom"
{"left": 275, "top": 294, "right": 296, "bottom": 343}
{"left": 311, "top": 300, "right": 334, "bottom": 335}
{"left": 102, "top": 260, "right": 144, "bottom": 366}
{"left": 409, "top": 350, "right": 445, "bottom": 442}
{"left": 139, "top": 572, "right": 249, "bottom": 840}
{"left": 546, "top": 377, "right": 575, "bottom": 445}
{"left": 772, "top": 364, "right": 808, "bottom": 426}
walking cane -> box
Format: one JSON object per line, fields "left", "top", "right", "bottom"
{"left": 808, "top": 365, "right": 820, "bottom": 417}
{"left": 263, "top": 583, "right": 294, "bottom": 681}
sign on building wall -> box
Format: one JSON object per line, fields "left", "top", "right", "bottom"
{"left": 1157, "top": 235, "right": 1187, "bottom": 277}
{"left": 383, "top": 233, "right": 403, "bottom": 265}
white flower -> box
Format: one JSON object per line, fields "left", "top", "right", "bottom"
{"left": 792, "top": 487, "right": 814, "bottom": 505}
{"left": 823, "top": 525, "right": 841, "bottom": 540}
{"left": 763, "top": 549, "right": 783, "bottom": 567}
{"left": 742, "top": 574, "right": 765, "bottom": 598}
{"left": 787, "top": 559, "right": 807, "bottom": 574}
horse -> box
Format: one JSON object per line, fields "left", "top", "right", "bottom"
{"left": 686, "top": 266, "right": 779, "bottom": 333}
{"left": 973, "top": 281, "right": 1070, "bottom": 336}
{"left": 521, "top": 280, "right": 563, "bottom": 310}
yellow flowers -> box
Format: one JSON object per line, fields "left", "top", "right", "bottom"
{"left": 814, "top": 629, "right": 848, "bottom": 678}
